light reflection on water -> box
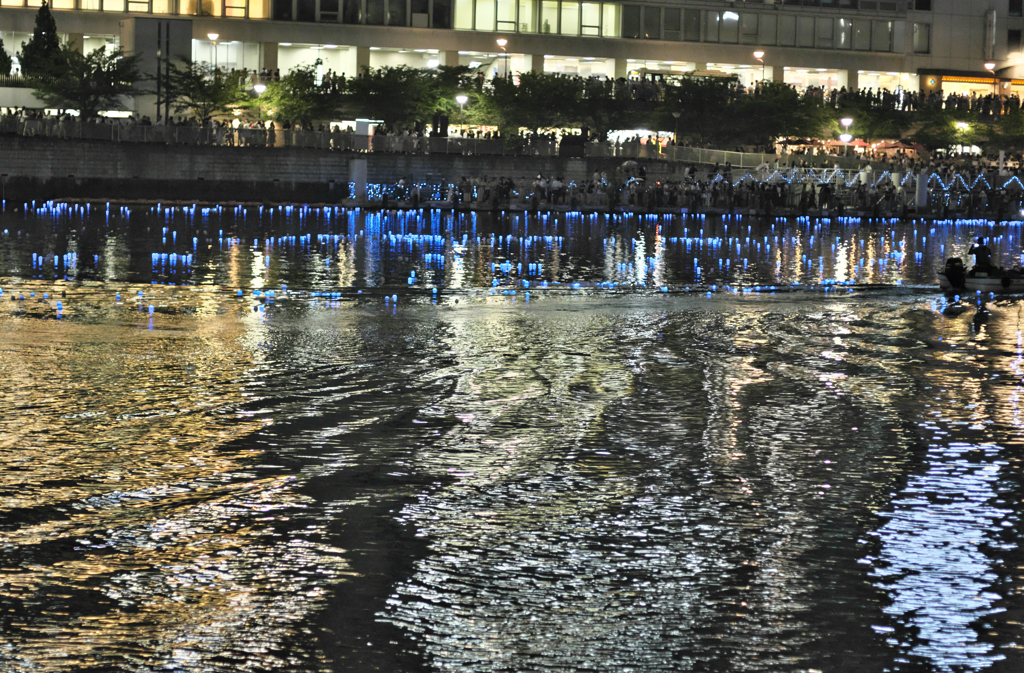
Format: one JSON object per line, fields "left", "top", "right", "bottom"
{"left": 0, "top": 206, "right": 1022, "bottom": 672}
{"left": 2, "top": 203, "right": 1022, "bottom": 292}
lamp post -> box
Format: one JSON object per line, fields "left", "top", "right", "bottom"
{"left": 208, "top": 33, "right": 219, "bottom": 69}
{"left": 496, "top": 38, "right": 508, "bottom": 78}
{"left": 840, "top": 133, "right": 852, "bottom": 157}
{"left": 456, "top": 94, "right": 468, "bottom": 130}
{"left": 672, "top": 110, "right": 681, "bottom": 145}
{"left": 253, "top": 82, "right": 266, "bottom": 123}
{"left": 753, "top": 50, "right": 764, "bottom": 83}
{"left": 956, "top": 120, "right": 970, "bottom": 155}
{"left": 985, "top": 62, "right": 996, "bottom": 94}
{"left": 839, "top": 116, "right": 853, "bottom": 155}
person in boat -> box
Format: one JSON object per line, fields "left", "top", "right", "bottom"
{"left": 969, "top": 237, "right": 994, "bottom": 272}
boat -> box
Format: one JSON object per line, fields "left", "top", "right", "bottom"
{"left": 937, "top": 257, "right": 965, "bottom": 290}
{"left": 938, "top": 257, "right": 1024, "bottom": 294}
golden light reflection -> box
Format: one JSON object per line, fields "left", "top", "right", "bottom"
{"left": 4, "top": 206, "right": 1024, "bottom": 671}
{"left": 0, "top": 307, "right": 348, "bottom": 668}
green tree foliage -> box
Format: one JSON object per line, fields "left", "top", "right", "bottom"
{"left": 31, "top": 43, "right": 144, "bottom": 119}
{"left": 990, "top": 108, "right": 1024, "bottom": 152}
{"left": 834, "top": 97, "right": 912, "bottom": 143}
{"left": 736, "top": 81, "right": 833, "bottom": 145}
{"left": 910, "top": 109, "right": 986, "bottom": 154}
{"left": 258, "top": 60, "right": 344, "bottom": 126}
{"left": 655, "top": 78, "right": 832, "bottom": 148}
{"left": 657, "top": 76, "right": 742, "bottom": 148}
{"left": 0, "top": 37, "right": 13, "bottom": 77}
{"left": 18, "top": 1, "right": 62, "bottom": 77}
{"left": 345, "top": 65, "right": 441, "bottom": 130}
{"left": 474, "top": 71, "right": 584, "bottom": 139}
{"left": 428, "top": 65, "right": 474, "bottom": 118}
{"left": 162, "top": 57, "right": 246, "bottom": 123}
{"left": 581, "top": 79, "right": 640, "bottom": 141}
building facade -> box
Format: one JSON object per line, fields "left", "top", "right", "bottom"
{"left": 2, "top": 0, "right": 1023, "bottom": 107}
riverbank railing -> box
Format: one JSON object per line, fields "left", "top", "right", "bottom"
{"left": 3, "top": 116, "right": 879, "bottom": 170}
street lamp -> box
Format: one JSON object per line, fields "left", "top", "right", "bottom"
{"left": 955, "top": 121, "right": 970, "bottom": 155}
{"left": 984, "top": 63, "right": 996, "bottom": 94}
{"left": 456, "top": 94, "right": 468, "bottom": 129}
{"left": 253, "top": 82, "right": 266, "bottom": 122}
{"left": 753, "top": 50, "right": 764, "bottom": 82}
{"left": 672, "top": 110, "right": 681, "bottom": 144}
{"left": 208, "top": 33, "right": 219, "bottom": 69}
{"left": 496, "top": 38, "right": 508, "bottom": 78}
{"left": 840, "top": 132, "right": 852, "bottom": 156}
{"left": 838, "top": 118, "right": 853, "bottom": 157}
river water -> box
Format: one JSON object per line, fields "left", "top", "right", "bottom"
{"left": 0, "top": 204, "right": 1022, "bottom": 672}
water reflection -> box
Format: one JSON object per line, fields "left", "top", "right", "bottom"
{"left": 0, "top": 205, "right": 1022, "bottom": 672}
{"left": 4, "top": 204, "right": 1022, "bottom": 293}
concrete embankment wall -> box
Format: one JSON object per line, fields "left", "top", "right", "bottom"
{"left": 0, "top": 136, "right": 683, "bottom": 203}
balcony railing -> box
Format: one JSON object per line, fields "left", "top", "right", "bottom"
{"left": 0, "top": 75, "right": 35, "bottom": 89}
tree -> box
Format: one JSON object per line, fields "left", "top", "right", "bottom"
{"left": 425, "top": 65, "right": 474, "bottom": 119}
{"left": 162, "top": 57, "right": 245, "bottom": 122}
{"left": 345, "top": 65, "right": 439, "bottom": 131}
{"left": 582, "top": 78, "right": 641, "bottom": 141}
{"left": 990, "top": 108, "right": 1024, "bottom": 152}
{"left": 474, "top": 71, "right": 584, "bottom": 140}
{"left": 0, "top": 37, "right": 13, "bottom": 77}
{"left": 31, "top": 43, "right": 144, "bottom": 119}
{"left": 910, "top": 109, "right": 986, "bottom": 154}
{"left": 834, "top": 97, "right": 912, "bottom": 143}
{"left": 258, "top": 61, "right": 343, "bottom": 127}
{"left": 735, "top": 81, "right": 833, "bottom": 146}
{"left": 657, "top": 76, "right": 742, "bottom": 148}
{"left": 18, "top": 1, "right": 62, "bottom": 77}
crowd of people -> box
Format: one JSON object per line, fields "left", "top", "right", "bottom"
{"left": 3, "top": 98, "right": 1018, "bottom": 216}
{"left": 792, "top": 83, "right": 1021, "bottom": 116}
{"left": 0, "top": 106, "right": 716, "bottom": 160}
{"left": 382, "top": 158, "right": 1023, "bottom": 219}
{"left": 0, "top": 107, "right": 371, "bottom": 149}
{"left": 7, "top": 68, "right": 1024, "bottom": 218}
{"left": 606, "top": 72, "right": 1024, "bottom": 118}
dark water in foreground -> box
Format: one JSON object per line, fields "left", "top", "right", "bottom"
{"left": 1, "top": 206, "right": 1023, "bottom": 672}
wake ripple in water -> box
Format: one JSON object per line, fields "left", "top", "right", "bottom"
{"left": 0, "top": 207, "right": 1021, "bottom": 672}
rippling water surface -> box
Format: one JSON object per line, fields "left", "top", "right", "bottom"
{"left": 1, "top": 204, "right": 1023, "bottom": 672}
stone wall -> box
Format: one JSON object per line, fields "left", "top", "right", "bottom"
{"left": 0, "top": 135, "right": 683, "bottom": 203}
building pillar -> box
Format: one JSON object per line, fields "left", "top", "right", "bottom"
{"left": 525, "top": 54, "right": 544, "bottom": 72}
{"left": 351, "top": 158, "right": 367, "bottom": 202}
{"left": 839, "top": 69, "right": 859, "bottom": 91}
{"left": 916, "top": 170, "right": 929, "bottom": 212}
{"left": 607, "top": 58, "right": 627, "bottom": 78}
{"left": 261, "top": 42, "right": 278, "bottom": 71}
{"left": 441, "top": 50, "right": 459, "bottom": 67}
{"left": 67, "top": 34, "right": 85, "bottom": 54}
{"left": 356, "top": 46, "right": 371, "bottom": 73}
